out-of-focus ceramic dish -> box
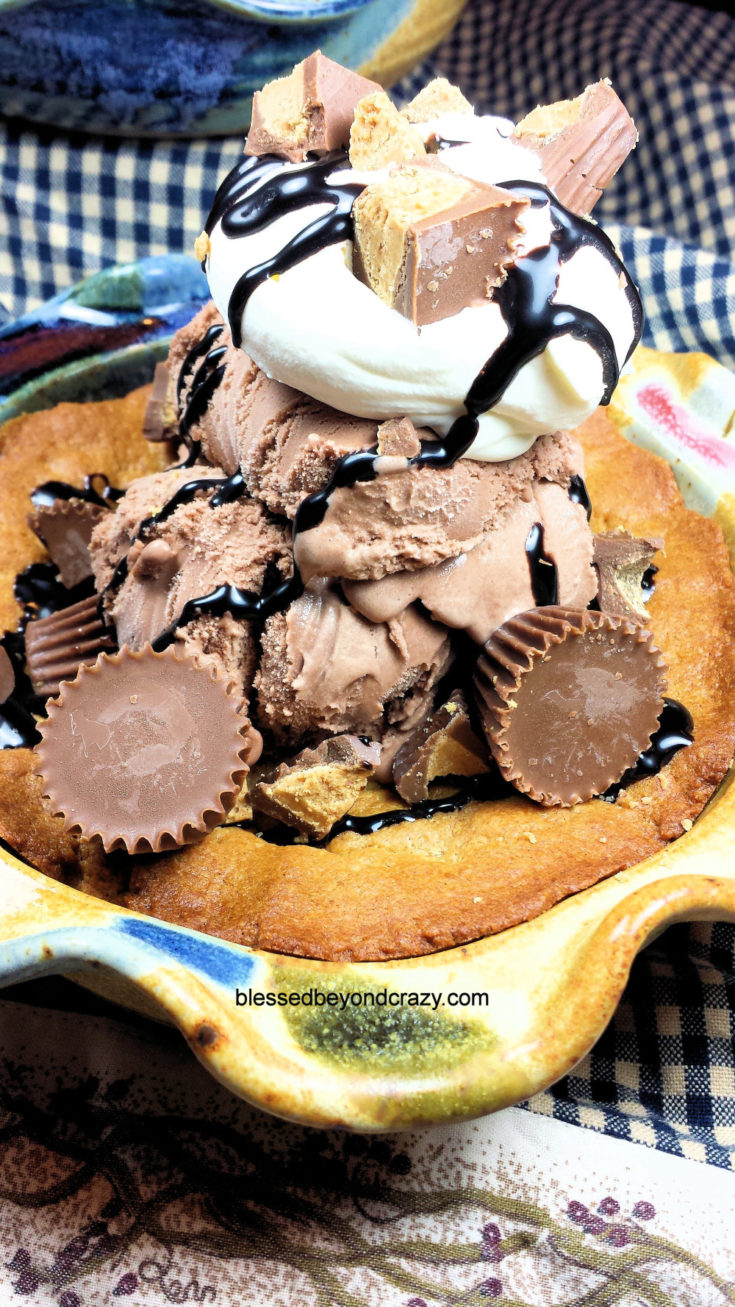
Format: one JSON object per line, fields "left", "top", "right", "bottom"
{"left": 0, "top": 0, "right": 466, "bottom": 137}
{"left": 1, "top": 257, "right": 735, "bottom": 1131}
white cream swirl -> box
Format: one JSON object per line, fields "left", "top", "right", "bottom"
{"left": 205, "top": 114, "right": 639, "bottom": 462}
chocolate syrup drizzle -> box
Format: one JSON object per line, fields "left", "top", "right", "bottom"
{"left": 257, "top": 698, "right": 694, "bottom": 844}
{"left": 0, "top": 564, "right": 95, "bottom": 749}
{"left": 175, "top": 322, "right": 227, "bottom": 463}
{"left": 602, "top": 698, "right": 693, "bottom": 801}
{"left": 30, "top": 474, "right": 123, "bottom": 511}
{"left": 0, "top": 630, "right": 40, "bottom": 749}
{"left": 204, "top": 152, "right": 364, "bottom": 350}
{"left": 127, "top": 162, "right": 640, "bottom": 646}
{"left": 525, "top": 523, "right": 559, "bottom": 606}
{"left": 569, "top": 473, "right": 592, "bottom": 520}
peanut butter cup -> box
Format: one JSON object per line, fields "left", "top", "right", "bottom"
{"left": 474, "top": 607, "right": 667, "bottom": 806}
{"left": 37, "top": 645, "right": 252, "bottom": 854}
{"left": 25, "top": 593, "right": 115, "bottom": 699}
{"left": 29, "top": 498, "right": 106, "bottom": 589}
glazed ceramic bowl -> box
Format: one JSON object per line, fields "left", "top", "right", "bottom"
{"left": 1, "top": 257, "right": 735, "bottom": 1131}
{"left": 0, "top": 0, "right": 466, "bottom": 137}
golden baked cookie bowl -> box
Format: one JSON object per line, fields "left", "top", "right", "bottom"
{"left": 1, "top": 338, "right": 735, "bottom": 1129}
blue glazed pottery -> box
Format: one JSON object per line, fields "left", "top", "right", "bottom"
{"left": 0, "top": 0, "right": 467, "bottom": 137}
{"left": 1, "top": 257, "right": 735, "bottom": 1128}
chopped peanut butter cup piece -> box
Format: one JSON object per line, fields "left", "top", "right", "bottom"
{"left": 512, "top": 80, "right": 637, "bottom": 216}
{"left": 376, "top": 416, "right": 421, "bottom": 459}
{"left": 245, "top": 51, "right": 381, "bottom": 163}
{"left": 37, "top": 645, "right": 253, "bottom": 854}
{"left": 251, "top": 734, "right": 381, "bottom": 839}
{"left": 353, "top": 165, "right": 528, "bottom": 326}
{"left": 143, "top": 361, "right": 177, "bottom": 443}
{"left": 349, "top": 91, "right": 426, "bottom": 170}
{"left": 25, "top": 594, "right": 115, "bottom": 699}
{"left": 30, "top": 499, "right": 107, "bottom": 589}
{"left": 474, "top": 606, "right": 667, "bottom": 807}
{"left": 402, "top": 78, "right": 473, "bottom": 124}
{"left": 393, "top": 690, "right": 489, "bottom": 803}
{"left": 0, "top": 645, "right": 14, "bottom": 704}
{"left": 594, "top": 530, "right": 663, "bottom": 621}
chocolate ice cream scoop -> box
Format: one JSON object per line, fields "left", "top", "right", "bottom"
{"left": 90, "top": 471, "right": 292, "bottom": 696}
{"left": 344, "top": 479, "right": 596, "bottom": 643}
{"left": 474, "top": 607, "right": 667, "bottom": 806}
{"left": 37, "top": 645, "right": 253, "bottom": 854}
{"left": 255, "top": 580, "right": 453, "bottom": 757}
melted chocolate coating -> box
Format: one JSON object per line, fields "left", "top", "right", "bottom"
{"left": 148, "top": 166, "right": 642, "bottom": 642}
{"left": 602, "top": 698, "right": 693, "bottom": 801}
{"left": 0, "top": 565, "right": 96, "bottom": 749}
{"left": 525, "top": 523, "right": 559, "bottom": 606}
{"left": 569, "top": 473, "right": 592, "bottom": 520}
{"left": 0, "top": 631, "right": 40, "bottom": 748}
{"left": 206, "top": 152, "right": 363, "bottom": 350}
{"left": 31, "top": 474, "right": 122, "bottom": 510}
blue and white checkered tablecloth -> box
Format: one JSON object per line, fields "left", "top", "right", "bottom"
{"left": 1, "top": 0, "right": 734, "bottom": 1171}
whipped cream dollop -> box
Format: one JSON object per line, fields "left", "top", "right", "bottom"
{"left": 205, "top": 114, "right": 641, "bottom": 462}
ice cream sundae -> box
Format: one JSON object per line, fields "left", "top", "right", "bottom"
{"left": 2, "top": 54, "right": 734, "bottom": 960}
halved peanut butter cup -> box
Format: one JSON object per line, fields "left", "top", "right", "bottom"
{"left": 37, "top": 644, "right": 252, "bottom": 853}
{"left": 473, "top": 606, "right": 667, "bottom": 806}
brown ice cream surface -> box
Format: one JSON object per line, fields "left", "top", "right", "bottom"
{"left": 164, "top": 311, "right": 589, "bottom": 586}
{"left": 167, "top": 306, "right": 379, "bottom": 515}
{"left": 295, "top": 428, "right": 587, "bottom": 583}
{"left": 344, "top": 481, "right": 595, "bottom": 640}
{"left": 90, "top": 476, "right": 291, "bottom": 694}
{"left": 106, "top": 305, "right": 600, "bottom": 761}
{"left": 89, "top": 463, "right": 223, "bottom": 590}
{"left": 254, "top": 580, "right": 452, "bottom": 768}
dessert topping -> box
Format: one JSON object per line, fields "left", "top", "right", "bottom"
{"left": 512, "top": 80, "right": 637, "bottom": 216}
{"left": 37, "top": 645, "right": 253, "bottom": 854}
{"left": 594, "top": 530, "right": 663, "bottom": 620}
{"left": 251, "top": 734, "right": 381, "bottom": 838}
{"left": 474, "top": 606, "right": 667, "bottom": 806}
{"left": 0, "top": 645, "right": 14, "bottom": 704}
{"left": 142, "top": 361, "right": 176, "bottom": 443}
{"left": 194, "top": 231, "right": 211, "bottom": 263}
{"left": 349, "top": 91, "right": 427, "bottom": 170}
{"left": 25, "top": 594, "right": 115, "bottom": 699}
{"left": 376, "top": 416, "right": 421, "bottom": 459}
{"left": 352, "top": 165, "right": 528, "bottom": 326}
{"left": 245, "top": 51, "right": 381, "bottom": 163}
{"left": 402, "top": 78, "right": 473, "bottom": 124}
{"left": 29, "top": 498, "right": 106, "bottom": 589}
{"left": 392, "top": 690, "right": 489, "bottom": 803}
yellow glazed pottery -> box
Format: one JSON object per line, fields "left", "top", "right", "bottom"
{"left": 1, "top": 341, "right": 735, "bottom": 1132}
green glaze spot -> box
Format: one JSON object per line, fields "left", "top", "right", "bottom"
{"left": 272, "top": 969, "right": 494, "bottom": 1075}
{"left": 74, "top": 265, "right": 146, "bottom": 312}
